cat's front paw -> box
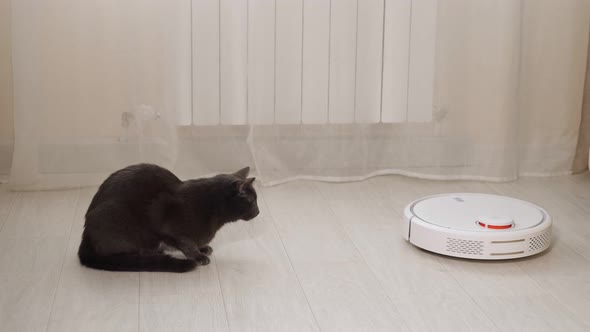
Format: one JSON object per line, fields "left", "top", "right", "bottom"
{"left": 195, "top": 255, "right": 210, "bottom": 266}
{"left": 199, "top": 245, "right": 213, "bottom": 256}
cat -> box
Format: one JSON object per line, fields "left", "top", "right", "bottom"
{"left": 78, "top": 164, "right": 259, "bottom": 273}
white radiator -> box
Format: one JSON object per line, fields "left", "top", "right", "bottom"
{"left": 175, "top": 0, "right": 437, "bottom": 126}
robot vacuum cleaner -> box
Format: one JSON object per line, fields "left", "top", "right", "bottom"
{"left": 403, "top": 193, "right": 552, "bottom": 260}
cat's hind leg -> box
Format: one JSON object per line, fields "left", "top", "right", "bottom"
{"left": 80, "top": 202, "right": 196, "bottom": 273}
{"left": 79, "top": 238, "right": 196, "bottom": 272}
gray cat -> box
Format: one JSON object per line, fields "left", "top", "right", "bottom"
{"left": 78, "top": 164, "right": 259, "bottom": 272}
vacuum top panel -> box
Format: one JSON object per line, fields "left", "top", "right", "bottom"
{"left": 410, "top": 193, "right": 546, "bottom": 232}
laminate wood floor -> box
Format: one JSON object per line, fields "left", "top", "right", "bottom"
{"left": 0, "top": 174, "right": 589, "bottom": 332}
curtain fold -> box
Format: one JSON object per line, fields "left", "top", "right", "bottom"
{"left": 9, "top": 0, "right": 188, "bottom": 189}
{"left": 7, "top": 0, "right": 590, "bottom": 190}
{"left": 0, "top": 0, "right": 12, "bottom": 176}
{"left": 517, "top": 0, "right": 589, "bottom": 176}
{"left": 573, "top": 28, "right": 590, "bottom": 173}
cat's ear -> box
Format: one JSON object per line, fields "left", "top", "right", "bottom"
{"left": 234, "top": 166, "right": 250, "bottom": 179}
{"left": 244, "top": 177, "right": 255, "bottom": 186}
{"left": 239, "top": 178, "right": 256, "bottom": 193}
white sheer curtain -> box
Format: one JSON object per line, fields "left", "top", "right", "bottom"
{"left": 10, "top": 0, "right": 193, "bottom": 189}
{"left": 8, "top": 0, "right": 590, "bottom": 190}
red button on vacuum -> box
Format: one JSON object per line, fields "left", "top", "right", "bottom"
{"left": 477, "top": 221, "right": 512, "bottom": 229}
{"left": 477, "top": 216, "right": 514, "bottom": 229}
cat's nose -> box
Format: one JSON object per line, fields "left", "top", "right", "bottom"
{"left": 247, "top": 207, "right": 260, "bottom": 221}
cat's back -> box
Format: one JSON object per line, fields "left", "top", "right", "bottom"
{"left": 87, "top": 163, "right": 182, "bottom": 214}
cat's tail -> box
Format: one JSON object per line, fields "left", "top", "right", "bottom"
{"left": 78, "top": 239, "right": 196, "bottom": 273}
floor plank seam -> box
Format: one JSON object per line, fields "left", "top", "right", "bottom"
{"left": 367, "top": 178, "right": 406, "bottom": 219}
{"left": 212, "top": 253, "right": 232, "bottom": 332}
{"left": 372, "top": 178, "right": 502, "bottom": 331}
{"left": 258, "top": 189, "right": 323, "bottom": 332}
{"left": 437, "top": 258, "right": 502, "bottom": 332}
{"left": 515, "top": 262, "right": 590, "bottom": 328}
{"left": 138, "top": 272, "right": 141, "bottom": 332}
{"left": 311, "top": 182, "right": 412, "bottom": 331}
{"left": 564, "top": 245, "right": 590, "bottom": 264}
{"left": 44, "top": 188, "right": 81, "bottom": 332}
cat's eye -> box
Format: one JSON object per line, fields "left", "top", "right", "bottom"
{"left": 242, "top": 194, "right": 254, "bottom": 203}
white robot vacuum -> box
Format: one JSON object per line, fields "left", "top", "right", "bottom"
{"left": 403, "top": 193, "right": 552, "bottom": 260}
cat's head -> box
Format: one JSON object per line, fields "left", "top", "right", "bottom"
{"left": 225, "top": 167, "right": 259, "bottom": 222}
